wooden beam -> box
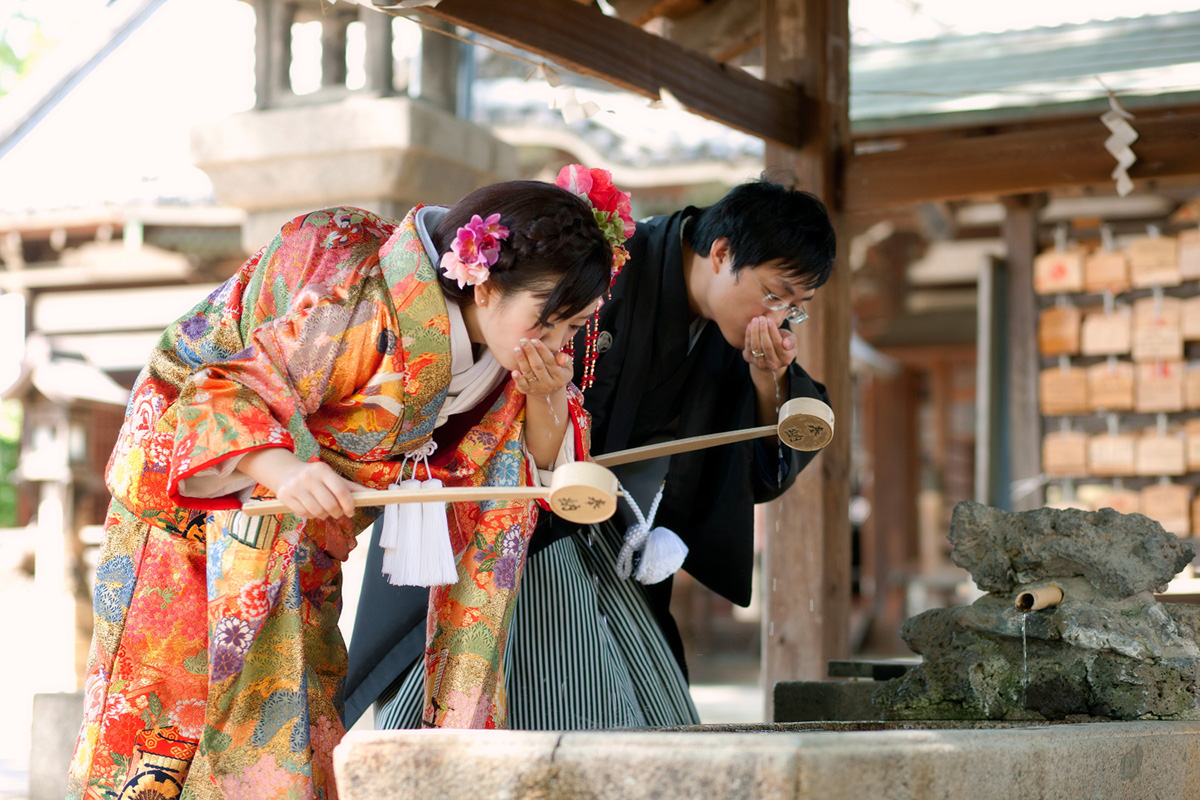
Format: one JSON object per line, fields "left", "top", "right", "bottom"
{"left": 416, "top": 0, "right": 810, "bottom": 149}
{"left": 846, "top": 108, "right": 1200, "bottom": 212}
{"left": 760, "top": 0, "right": 852, "bottom": 716}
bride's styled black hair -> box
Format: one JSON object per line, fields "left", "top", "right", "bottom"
{"left": 434, "top": 181, "right": 613, "bottom": 326}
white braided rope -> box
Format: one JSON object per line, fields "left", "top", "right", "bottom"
{"left": 615, "top": 481, "right": 666, "bottom": 580}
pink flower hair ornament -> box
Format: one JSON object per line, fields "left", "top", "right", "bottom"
{"left": 555, "top": 164, "right": 635, "bottom": 283}
{"left": 440, "top": 213, "right": 510, "bottom": 288}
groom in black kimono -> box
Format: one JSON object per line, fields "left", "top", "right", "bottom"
{"left": 345, "top": 176, "right": 835, "bottom": 729}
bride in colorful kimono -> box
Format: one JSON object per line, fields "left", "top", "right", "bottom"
{"left": 67, "top": 167, "right": 634, "bottom": 800}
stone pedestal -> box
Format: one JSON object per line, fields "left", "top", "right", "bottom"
{"left": 191, "top": 96, "right": 518, "bottom": 251}
{"left": 773, "top": 680, "right": 880, "bottom": 722}
{"left": 29, "top": 691, "right": 84, "bottom": 800}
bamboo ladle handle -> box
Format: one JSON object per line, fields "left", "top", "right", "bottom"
{"left": 241, "top": 461, "right": 619, "bottom": 524}
{"left": 593, "top": 396, "right": 834, "bottom": 468}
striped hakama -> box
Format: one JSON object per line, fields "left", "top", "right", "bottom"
{"left": 374, "top": 520, "right": 700, "bottom": 730}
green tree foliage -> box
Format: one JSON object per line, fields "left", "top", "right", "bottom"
{"left": 0, "top": 2, "right": 48, "bottom": 98}
{"left": 0, "top": 400, "right": 20, "bottom": 527}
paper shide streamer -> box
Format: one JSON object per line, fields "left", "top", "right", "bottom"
{"left": 1100, "top": 88, "right": 1138, "bottom": 197}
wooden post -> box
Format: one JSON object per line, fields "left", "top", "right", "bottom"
{"left": 862, "top": 366, "right": 919, "bottom": 650}
{"left": 1001, "top": 194, "right": 1046, "bottom": 511}
{"left": 860, "top": 367, "right": 918, "bottom": 652}
{"left": 760, "top": 0, "right": 851, "bottom": 718}
{"left": 976, "top": 257, "right": 1007, "bottom": 506}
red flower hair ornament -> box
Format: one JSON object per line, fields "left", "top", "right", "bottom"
{"left": 554, "top": 164, "right": 636, "bottom": 389}
{"left": 555, "top": 164, "right": 635, "bottom": 283}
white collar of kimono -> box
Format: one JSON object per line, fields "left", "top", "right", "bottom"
{"left": 415, "top": 205, "right": 507, "bottom": 426}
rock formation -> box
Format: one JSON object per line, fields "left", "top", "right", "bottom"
{"left": 875, "top": 501, "right": 1200, "bottom": 720}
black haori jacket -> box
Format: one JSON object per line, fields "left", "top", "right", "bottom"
{"left": 342, "top": 208, "right": 829, "bottom": 725}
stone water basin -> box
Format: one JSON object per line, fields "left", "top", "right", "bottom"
{"left": 333, "top": 719, "right": 1200, "bottom": 800}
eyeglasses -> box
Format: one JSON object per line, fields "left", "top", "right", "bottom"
{"left": 749, "top": 270, "right": 809, "bottom": 324}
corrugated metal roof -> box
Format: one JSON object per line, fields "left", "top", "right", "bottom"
{"left": 852, "top": 9, "right": 1200, "bottom": 132}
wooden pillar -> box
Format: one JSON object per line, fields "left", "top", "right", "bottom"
{"left": 760, "top": 0, "right": 851, "bottom": 717}
{"left": 976, "top": 257, "right": 1008, "bottom": 507}
{"left": 1001, "top": 194, "right": 1046, "bottom": 511}
{"left": 860, "top": 368, "right": 918, "bottom": 653}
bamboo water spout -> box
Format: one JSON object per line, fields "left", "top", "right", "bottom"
{"left": 1015, "top": 584, "right": 1063, "bottom": 612}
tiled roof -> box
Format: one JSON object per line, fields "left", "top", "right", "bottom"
{"left": 852, "top": 10, "right": 1200, "bottom": 131}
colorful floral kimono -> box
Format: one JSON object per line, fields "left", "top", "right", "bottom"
{"left": 67, "top": 206, "right": 590, "bottom": 800}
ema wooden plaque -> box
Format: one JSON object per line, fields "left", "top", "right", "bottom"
{"left": 1043, "top": 431, "right": 1089, "bottom": 477}
{"left": 1135, "top": 361, "right": 1185, "bottom": 413}
{"left": 1182, "top": 297, "right": 1200, "bottom": 342}
{"left": 1187, "top": 419, "right": 1200, "bottom": 471}
{"left": 1129, "top": 236, "right": 1181, "bottom": 288}
{"left": 1132, "top": 325, "right": 1184, "bottom": 362}
{"left": 1081, "top": 310, "right": 1131, "bottom": 356}
{"left": 1083, "top": 250, "right": 1130, "bottom": 294}
{"left": 1087, "top": 361, "right": 1135, "bottom": 411}
{"left": 1038, "top": 306, "right": 1081, "bottom": 357}
{"left": 1179, "top": 229, "right": 1200, "bottom": 281}
{"left": 1188, "top": 365, "right": 1200, "bottom": 411}
{"left": 1193, "top": 495, "right": 1200, "bottom": 541}
{"left": 1140, "top": 482, "right": 1191, "bottom": 537}
{"left": 1034, "top": 249, "right": 1086, "bottom": 295}
{"left": 1133, "top": 296, "right": 1181, "bottom": 329}
{"left": 1136, "top": 434, "right": 1187, "bottom": 476}
{"left": 1088, "top": 433, "right": 1137, "bottom": 476}
{"left": 1039, "top": 367, "right": 1089, "bottom": 415}
{"left": 1099, "top": 488, "right": 1141, "bottom": 515}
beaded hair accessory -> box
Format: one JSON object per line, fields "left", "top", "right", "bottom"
{"left": 440, "top": 213, "right": 510, "bottom": 288}
{"left": 554, "top": 164, "right": 636, "bottom": 390}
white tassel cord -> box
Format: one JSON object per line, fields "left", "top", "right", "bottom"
{"left": 635, "top": 526, "right": 689, "bottom": 585}
{"left": 381, "top": 478, "right": 422, "bottom": 586}
{"left": 379, "top": 441, "right": 459, "bottom": 587}
{"left": 614, "top": 481, "right": 688, "bottom": 585}
{"left": 417, "top": 477, "right": 460, "bottom": 586}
